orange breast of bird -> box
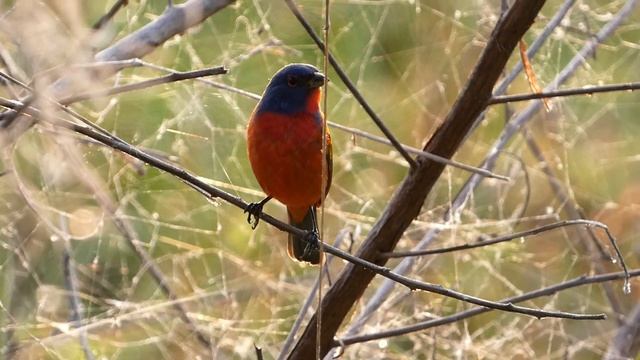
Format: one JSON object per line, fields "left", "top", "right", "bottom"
{"left": 247, "top": 111, "right": 331, "bottom": 223}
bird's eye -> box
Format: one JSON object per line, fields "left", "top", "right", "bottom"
{"left": 287, "top": 75, "right": 298, "bottom": 87}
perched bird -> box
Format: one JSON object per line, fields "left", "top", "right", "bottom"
{"left": 245, "top": 63, "right": 332, "bottom": 265}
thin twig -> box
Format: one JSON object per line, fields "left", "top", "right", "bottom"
{"left": 32, "top": 59, "right": 144, "bottom": 83}
{"left": 490, "top": 82, "right": 640, "bottom": 104}
{"left": 59, "top": 66, "right": 227, "bottom": 104}
{"left": 61, "top": 240, "right": 95, "bottom": 360}
{"left": 317, "top": 0, "right": 332, "bottom": 356}
{"left": 59, "top": 206, "right": 94, "bottom": 359}
{"left": 335, "top": 268, "right": 640, "bottom": 347}
{"left": 278, "top": 229, "right": 350, "bottom": 360}
{"left": 92, "top": 0, "right": 129, "bottom": 30}
{"left": 283, "top": 0, "right": 417, "bottom": 169}
{"left": 381, "top": 219, "right": 628, "bottom": 279}
{"left": 329, "top": 121, "right": 509, "bottom": 181}
{"left": 254, "top": 344, "right": 264, "bottom": 360}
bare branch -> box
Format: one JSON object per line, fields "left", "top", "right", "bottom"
{"left": 95, "top": 0, "right": 235, "bottom": 63}
{"left": 336, "top": 268, "right": 640, "bottom": 348}
{"left": 328, "top": 121, "right": 509, "bottom": 181}
{"left": 381, "top": 219, "right": 628, "bottom": 282}
{"left": 92, "top": 0, "right": 129, "bottom": 30}
{"left": 490, "top": 82, "right": 640, "bottom": 105}
{"left": 59, "top": 66, "right": 227, "bottom": 104}
{"left": 521, "top": 128, "right": 632, "bottom": 302}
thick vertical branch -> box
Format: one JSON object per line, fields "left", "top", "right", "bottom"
{"left": 287, "top": 1, "right": 547, "bottom": 358}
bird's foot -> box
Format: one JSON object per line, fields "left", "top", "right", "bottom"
{"left": 244, "top": 202, "right": 264, "bottom": 229}
{"left": 302, "top": 230, "right": 320, "bottom": 259}
{"left": 244, "top": 196, "right": 272, "bottom": 230}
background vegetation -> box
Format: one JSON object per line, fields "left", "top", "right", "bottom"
{"left": 0, "top": 0, "right": 639, "bottom": 358}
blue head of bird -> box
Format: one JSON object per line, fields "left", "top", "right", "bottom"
{"left": 256, "top": 63, "right": 326, "bottom": 115}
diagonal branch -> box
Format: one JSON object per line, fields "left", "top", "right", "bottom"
{"left": 58, "top": 139, "right": 214, "bottom": 351}
{"left": 92, "top": 0, "right": 129, "bottom": 30}
{"left": 287, "top": 1, "right": 547, "bottom": 357}
{"left": 95, "top": 0, "right": 235, "bottom": 63}
{"left": 59, "top": 66, "right": 227, "bottom": 104}
{"left": 55, "top": 117, "right": 598, "bottom": 321}
{"left": 346, "top": 0, "right": 638, "bottom": 344}
{"left": 284, "top": 0, "right": 417, "bottom": 168}
{"left": 336, "top": 268, "right": 640, "bottom": 348}
{"left": 0, "top": 99, "right": 603, "bottom": 340}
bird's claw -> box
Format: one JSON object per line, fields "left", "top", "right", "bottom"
{"left": 244, "top": 202, "right": 265, "bottom": 230}
{"left": 302, "top": 230, "right": 320, "bottom": 259}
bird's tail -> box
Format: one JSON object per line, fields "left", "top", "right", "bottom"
{"left": 287, "top": 206, "right": 321, "bottom": 265}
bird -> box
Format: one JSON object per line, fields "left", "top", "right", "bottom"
{"left": 245, "top": 63, "right": 332, "bottom": 265}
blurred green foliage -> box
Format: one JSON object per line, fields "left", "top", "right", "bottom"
{"left": 0, "top": 0, "right": 639, "bottom": 359}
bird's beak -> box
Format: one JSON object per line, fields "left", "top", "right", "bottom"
{"left": 308, "top": 72, "right": 326, "bottom": 88}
